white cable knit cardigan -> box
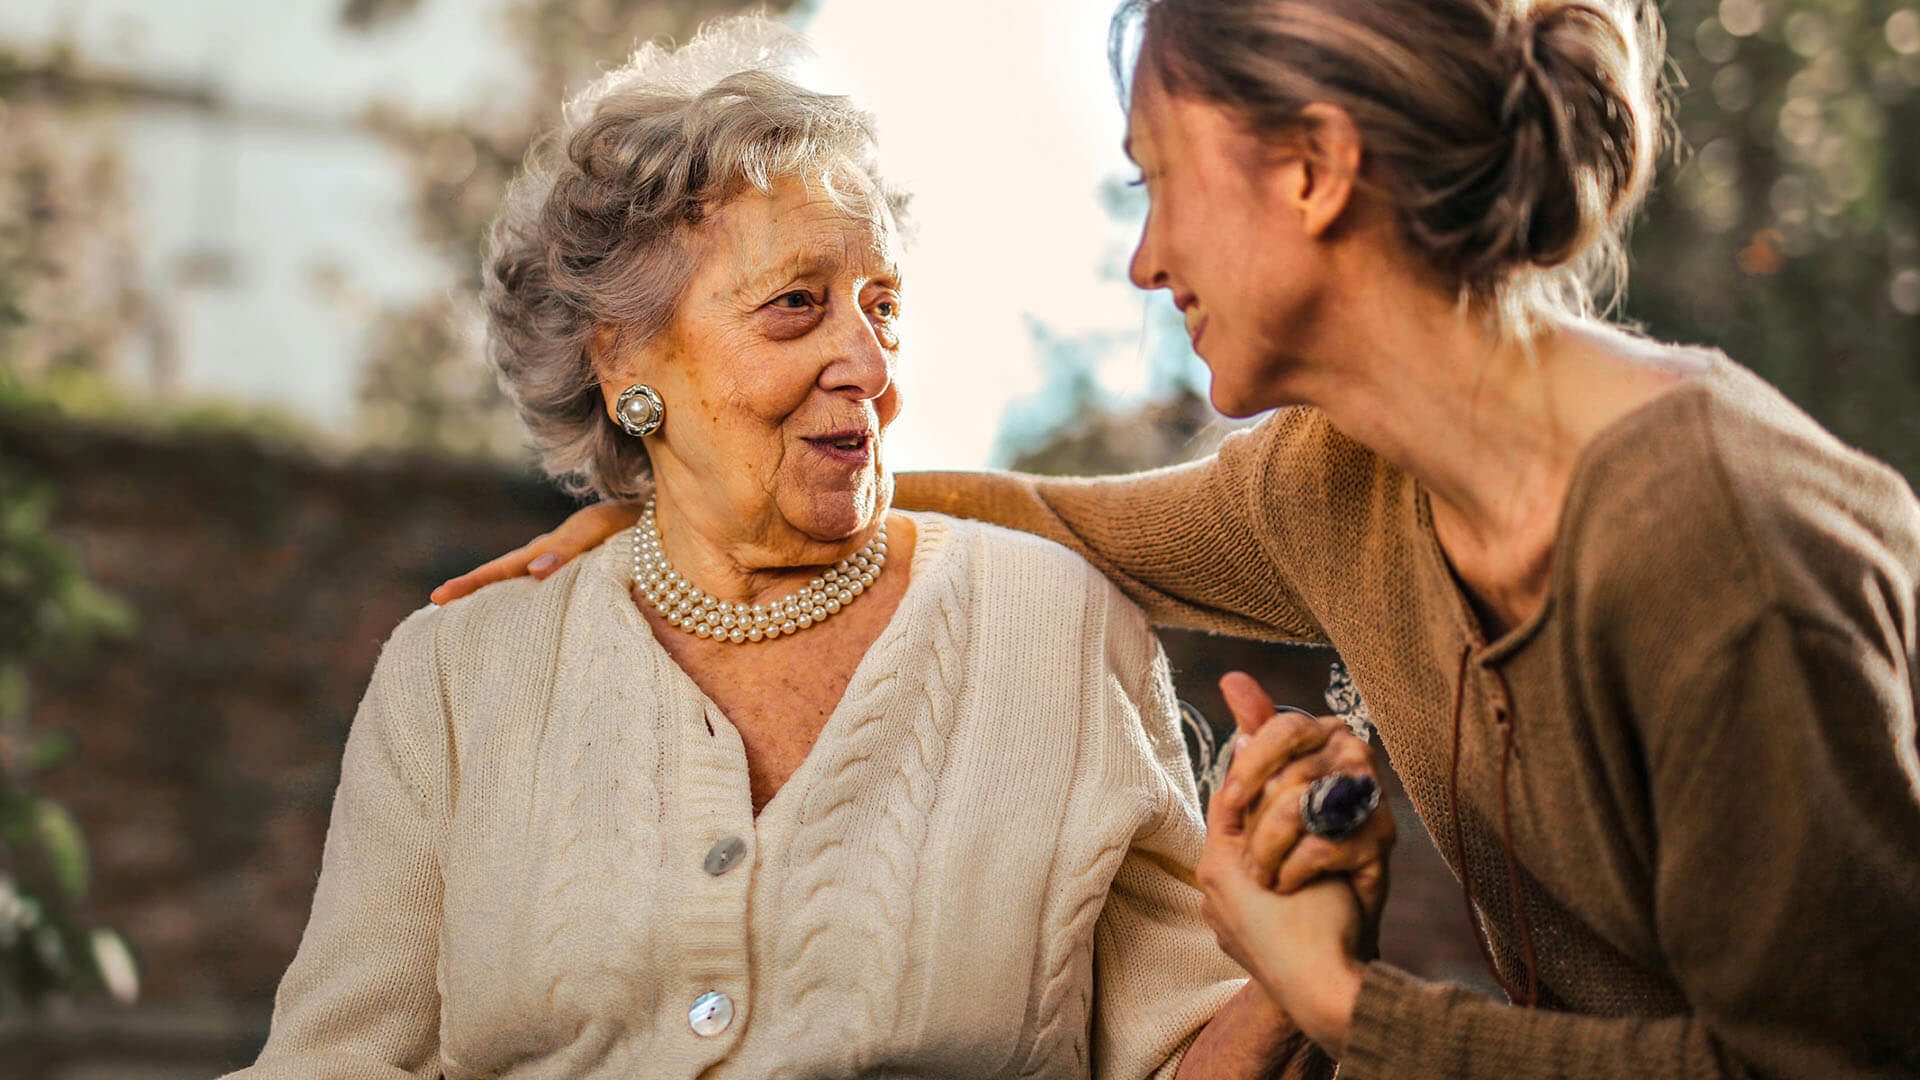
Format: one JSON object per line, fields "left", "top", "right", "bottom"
{"left": 230, "top": 513, "right": 1245, "bottom": 1079}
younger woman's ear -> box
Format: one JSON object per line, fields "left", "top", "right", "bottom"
{"left": 1287, "top": 102, "right": 1363, "bottom": 239}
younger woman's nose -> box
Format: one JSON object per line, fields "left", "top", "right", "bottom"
{"left": 1129, "top": 231, "right": 1169, "bottom": 292}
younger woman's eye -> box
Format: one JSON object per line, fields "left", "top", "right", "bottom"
{"left": 872, "top": 298, "right": 899, "bottom": 319}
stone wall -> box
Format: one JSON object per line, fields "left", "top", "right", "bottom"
{"left": 0, "top": 415, "right": 1484, "bottom": 1077}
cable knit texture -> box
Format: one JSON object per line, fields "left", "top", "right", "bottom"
{"left": 901, "top": 353, "right": 1920, "bottom": 1079}
{"left": 229, "top": 513, "right": 1245, "bottom": 1079}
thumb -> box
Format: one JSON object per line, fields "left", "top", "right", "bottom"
{"left": 1219, "top": 671, "right": 1278, "bottom": 738}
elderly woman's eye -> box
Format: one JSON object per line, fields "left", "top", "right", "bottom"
{"left": 774, "top": 290, "right": 813, "bottom": 309}
{"left": 873, "top": 298, "right": 899, "bottom": 319}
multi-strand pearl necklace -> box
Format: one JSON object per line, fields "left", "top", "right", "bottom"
{"left": 631, "top": 498, "right": 889, "bottom": 644}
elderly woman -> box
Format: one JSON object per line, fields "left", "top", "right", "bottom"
{"left": 230, "top": 19, "right": 1378, "bottom": 1080}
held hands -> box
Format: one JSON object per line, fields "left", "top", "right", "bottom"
{"left": 429, "top": 501, "right": 642, "bottom": 605}
{"left": 1196, "top": 672, "right": 1396, "bottom": 1058}
{"left": 1213, "top": 673, "right": 1395, "bottom": 928}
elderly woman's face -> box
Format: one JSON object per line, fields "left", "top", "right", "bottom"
{"left": 608, "top": 176, "right": 903, "bottom": 547}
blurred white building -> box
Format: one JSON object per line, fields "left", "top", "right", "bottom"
{"left": 2, "top": 0, "right": 518, "bottom": 431}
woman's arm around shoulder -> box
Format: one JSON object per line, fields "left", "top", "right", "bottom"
{"left": 223, "top": 607, "right": 451, "bottom": 1079}
{"left": 899, "top": 413, "right": 1337, "bottom": 643}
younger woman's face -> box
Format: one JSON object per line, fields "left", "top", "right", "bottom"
{"left": 1124, "top": 72, "right": 1333, "bottom": 417}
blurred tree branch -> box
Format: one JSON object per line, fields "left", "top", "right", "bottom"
{"left": 0, "top": 47, "right": 144, "bottom": 1011}
{"left": 339, "top": 0, "right": 426, "bottom": 33}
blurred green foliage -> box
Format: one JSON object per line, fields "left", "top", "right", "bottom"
{"left": 1, "top": 367, "right": 318, "bottom": 448}
{"left": 0, "top": 398, "right": 139, "bottom": 1011}
{"left": 1629, "top": 0, "right": 1920, "bottom": 483}
{"left": 0, "top": 71, "right": 140, "bottom": 1005}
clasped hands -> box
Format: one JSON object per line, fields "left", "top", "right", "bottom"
{"left": 1196, "top": 671, "right": 1396, "bottom": 1059}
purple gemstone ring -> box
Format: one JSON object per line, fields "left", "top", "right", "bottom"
{"left": 1300, "top": 772, "right": 1380, "bottom": 840}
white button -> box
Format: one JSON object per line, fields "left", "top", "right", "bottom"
{"left": 704, "top": 835, "right": 747, "bottom": 875}
{"left": 689, "top": 990, "right": 734, "bottom": 1036}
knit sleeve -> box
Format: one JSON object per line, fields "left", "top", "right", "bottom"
{"left": 224, "top": 611, "right": 448, "bottom": 1079}
{"left": 1342, "top": 607, "right": 1920, "bottom": 1079}
{"left": 1088, "top": 596, "right": 1332, "bottom": 1080}
{"left": 895, "top": 416, "right": 1326, "bottom": 643}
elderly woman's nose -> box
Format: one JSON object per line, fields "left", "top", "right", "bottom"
{"left": 819, "top": 315, "right": 893, "bottom": 397}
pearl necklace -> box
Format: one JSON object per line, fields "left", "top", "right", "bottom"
{"left": 630, "top": 499, "right": 889, "bottom": 644}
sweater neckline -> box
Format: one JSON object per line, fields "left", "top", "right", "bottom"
{"left": 590, "top": 510, "right": 959, "bottom": 824}
{"left": 1413, "top": 347, "right": 1729, "bottom": 663}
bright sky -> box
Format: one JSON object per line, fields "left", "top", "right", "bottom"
{"left": 798, "top": 0, "right": 1162, "bottom": 469}
{"left": 1, "top": 0, "right": 1185, "bottom": 471}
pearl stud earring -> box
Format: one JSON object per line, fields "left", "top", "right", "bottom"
{"left": 615, "top": 383, "right": 665, "bottom": 438}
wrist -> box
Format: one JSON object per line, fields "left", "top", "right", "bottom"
{"left": 1237, "top": 978, "right": 1297, "bottom": 1036}
{"left": 1292, "top": 957, "right": 1363, "bottom": 1058}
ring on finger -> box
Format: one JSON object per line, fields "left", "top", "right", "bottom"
{"left": 1299, "top": 772, "right": 1381, "bottom": 840}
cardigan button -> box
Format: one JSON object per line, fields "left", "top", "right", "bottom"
{"left": 704, "top": 835, "right": 747, "bottom": 876}
{"left": 689, "top": 990, "right": 734, "bottom": 1036}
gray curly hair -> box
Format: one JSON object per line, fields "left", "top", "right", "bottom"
{"left": 482, "top": 16, "right": 908, "bottom": 501}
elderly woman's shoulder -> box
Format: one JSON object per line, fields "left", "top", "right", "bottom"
{"left": 925, "top": 512, "right": 1147, "bottom": 622}
{"left": 376, "top": 535, "right": 622, "bottom": 684}
{"left": 932, "top": 510, "right": 1099, "bottom": 574}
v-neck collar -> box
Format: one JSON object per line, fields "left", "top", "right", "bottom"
{"left": 1411, "top": 351, "right": 1726, "bottom": 664}
{"left": 587, "top": 512, "right": 955, "bottom": 828}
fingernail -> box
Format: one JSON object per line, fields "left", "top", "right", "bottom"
{"left": 529, "top": 554, "right": 560, "bottom": 575}
{"left": 1221, "top": 780, "right": 1244, "bottom": 804}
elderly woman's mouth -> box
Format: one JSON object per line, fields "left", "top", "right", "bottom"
{"left": 802, "top": 431, "right": 875, "bottom": 464}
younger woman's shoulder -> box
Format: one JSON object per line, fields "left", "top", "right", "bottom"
{"left": 1668, "top": 357, "right": 1916, "bottom": 575}
{"left": 1569, "top": 352, "right": 1919, "bottom": 640}
{"left": 1697, "top": 358, "right": 1917, "bottom": 528}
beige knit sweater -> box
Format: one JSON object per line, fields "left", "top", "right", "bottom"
{"left": 902, "top": 354, "right": 1920, "bottom": 1078}
{"left": 230, "top": 514, "right": 1246, "bottom": 1079}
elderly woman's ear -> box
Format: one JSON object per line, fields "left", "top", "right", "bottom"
{"left": 590, "top": 325, "right": 669, "bottom": 439}
{"left": 429, "top": 325, "right": 653, "bottom": 607}
{"left": 590, "top": 324, "right": 638, "bottom": 414}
